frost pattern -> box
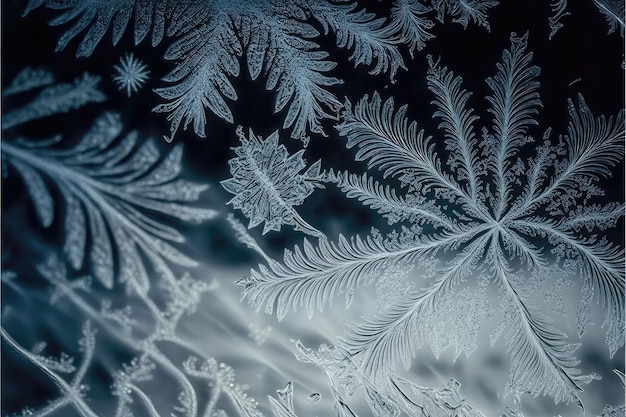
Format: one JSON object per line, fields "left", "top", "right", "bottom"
{"left": 3, "top": 67, "right": 55, "bottom": 96}
{"left": 240, "top": 33, "right": 625, "bottom": 406}
{"left": 548, "top": 0, "right": 569, "bottom": 39}
{"left": 597, "top": 370, "right": 626, "bottom": 417}
{"left": 593, "top": 0, "right": 625, "bottom": 36}
{"left": 151, "top": 0, "right": 396, "bottom": 143}
{"left": 226, "top": 213, "right": 279, "bottom": 267}
{"left": 25, "top": 0, "right": 499, "bottom": 143}
{"left": 221, "top": 126, "right": 325, "bottom": 238}
{"left": 1, "top": 322, "right": 97, "bottom": 417}
{"left": 113, "top": 53, "right": 150, "bottom": 96}
{"left": 2, "top": 71, "right": 106, "bottom": 129}
{"left": 182, "top": 357, "right": 262, "bottom": 417}
{"left": 293, "top": 340, "right": 487, "bottom": 417}
{"left": 268, "top": 382, "right": 300, "bottom": 417}
{"left": 1, "top": 255, "right": 261, "bottom": 417}
{"left": 7, "top": 2, "right": 624, "bottom": 416}
{"left": 429, "top": 0, "right": 499, "bottom": 30}
{"left": 2, "top": 71, "right": 217, "bottom": 289}
{"left": 546, "top": 0, "right": 624, "bottom": 39}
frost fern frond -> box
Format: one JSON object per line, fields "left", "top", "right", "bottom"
{"left": 548, "top": 0, "right": 570, "bottom": 39}
{"left": 310, "top": 0, "right": 406, "bottom": 81}
{"left": 1, "top": 322, "right": 98, "bottom": 417}
{"left": 241, "top": 234, "right": 395, "bottom": 321}
{"left": 342, "top": 234, "right": 490, "bottom": 377}
{"left": 512, "top": 94, "right": 625, "bottom": 217}
{"left": 333, "top": 171, "right": 455, "bottom": 228}
{"left": 485, "top": 32, "right": 541, "bottom": 218}
{"left": 336, "top": 92, "right": 435, "bottom": 181}
{"left": 427, "top": 56, "right": 481, "bottom": 199}
{"left": 337, "top": 91, "right": 488, "bottom": 217}
{"left": 3, "top": 109, "right": 216, "bottom": 291}
{"left": 387, "top": 0, "right": 435, "bottom": 57}
{"left": 24, "top": 0, "right": 169, "bottom": 57}
{"left": 512, "top": 218, "right": 625, "bottom": 355}
{"left": 593, "top": 0, "right": 625, "bottom": 36}
{"left": 153, "top": 9, "right": 241, "bottom": 142}
{"left": 563, "top": 94, "right": 625, "bottom": 181}
{"left": 241, "top": 229, "right": 474, "bottom": 320}
{"left": 432, "top": 0, "right": 499, "bottom": 31}
{"left": 492, "top": 248, "right": 593, "bottom": 404}
{"left": 256, "top": 14, "right": 342, "bottom": 144}
{"left": 2, "top": 72, "right": 106, "bottom": 129}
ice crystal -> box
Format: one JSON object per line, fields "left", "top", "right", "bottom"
{"left": 269, "top": 382, "right": 300, "bottom": 417}
{"left": 183, "top": 357, "right": 262, "bottom": 417}
{"left": 24, "top": 0, "right": 499, "bottom": 143}
{"left": 293, "top": 340, "right": 487, "bottom": 417}
{"left": 593, "top": 0, "right": 625, "bottom": 36}
{"left": 548, "top": 0, "right": 570, "bottom": 39}
{"left": 112, "top": 53, "right": 150, "bottom": 97}
{"left": 221, "top": 126, "right": 325, "bottom": 238}
{"left": 241, "top": 33, "right": 625, "bottom": 406}
{"left": 546, "top": 0, "right": 624, "bottom": 39}
{"left": 3, "top": 256, "right": 251, "bottom": 417}
{"left": 2, "top": 72, "right": 105, "bottom": 129}
{"left": 2, "top": 70, "right": 217, "bottom": 290}
{"left": 1, "top": 322, "right": 97, "bottom": 417}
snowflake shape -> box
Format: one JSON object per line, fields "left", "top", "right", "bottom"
{"left": 221, "top": 126, "right": 325, "bottom": 238}
{"left": 241, "top": 33, "right": 624, "bottom": 406}
{"left": 112, "top": 53, "right": 150, "bottom": 97}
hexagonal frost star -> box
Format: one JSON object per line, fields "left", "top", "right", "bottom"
{"left": 112, "top": 53, "right": 150, "bottom": 97}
